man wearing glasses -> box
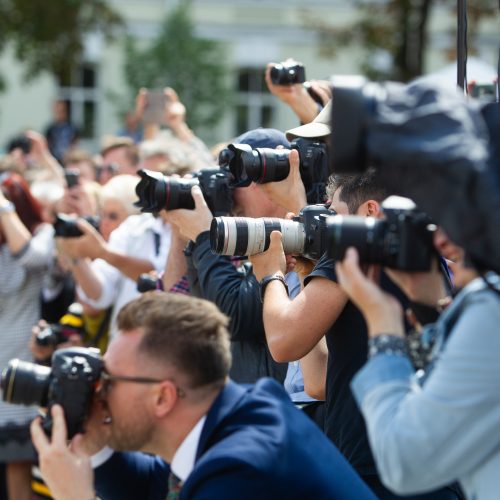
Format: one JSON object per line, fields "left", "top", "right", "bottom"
{"left": 31, "top": 292, "right": 374, "bottom": 500}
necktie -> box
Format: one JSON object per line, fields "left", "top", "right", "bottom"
{"left": 167, "top": 471, "right": 183, "bottom": 500}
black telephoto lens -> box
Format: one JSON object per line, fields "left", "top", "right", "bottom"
{"left": 1, "top": 359, "right": 51, "bottom": 407}
{"left": 326, "top": 215, "right": 385, "bottom": 263}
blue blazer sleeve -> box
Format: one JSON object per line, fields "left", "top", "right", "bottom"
{"left": 94, "top": 451, "right": 169, "bottom": 500}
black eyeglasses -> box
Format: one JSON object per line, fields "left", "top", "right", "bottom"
{"left": 100, "top": 370, "right": 185, "bottom": 398}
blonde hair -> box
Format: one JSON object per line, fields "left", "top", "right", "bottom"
{"left": 100, "top": 174, "right": 141, "bottom": 216}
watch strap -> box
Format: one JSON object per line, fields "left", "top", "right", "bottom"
{"left": 260, "top": 273, "right": 288, "bottom": 302}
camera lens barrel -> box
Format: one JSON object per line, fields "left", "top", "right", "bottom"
{"left": 1, "top": 359, "right": 51, "bottom": 407}
{"left": 210, "top": 217, "right": 305, "bottom": 257}
{"left": 326, "top": 215, "right": 385, "bottom": 263}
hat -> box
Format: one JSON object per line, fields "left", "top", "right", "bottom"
{"left": 285, "top": 100, "right": 332, "bottom": 141}
{"left": 234, "top": 128, "right": 291, "bottom": 149}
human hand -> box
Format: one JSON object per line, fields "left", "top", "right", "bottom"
{"left": 30, "top": 405, "right": 95, "bottom": 500}
{"left": 25, "top": 130, "right": 50, "bottom": 158}
{"left": 57, "top": 218, "right": 107, "bottom": 260}
{"left": 249, "top": 231, "right": 287, "bottom": 282}
{"left": 257, "top": 149, "right": 306, "bottom": 214}
{"left": 304, "top": 80, "right": 332, "bottom": 106}
{"left": 385, "top": 258, "right": 447, "bottom": 306}
{"left": 265, "top": 62, "right": 318, "bottom": 123}
{"left": 134, "top": 88, "right": 148, "bottom": 122}
{"left": 59, "top": 183, "right": 96, "bottom": 217}
{"left": 163, "top": 87, "right": 187, "bottom": 131}
{"left": 165, "top": 185, "right": 213, "bottom": 241}
{"left": 335, "top": 248, "right": 404, "bottom": 338}
{"left": 29, "top": 321, "right": 55, "bottom": 363}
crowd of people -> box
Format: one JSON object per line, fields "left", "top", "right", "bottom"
{"left": 0, "top": 57, "right": 498, "bottom": 500}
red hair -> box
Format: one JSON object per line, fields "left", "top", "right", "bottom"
{"left": 1, "top": 173, "right": 43, "bottom": 239}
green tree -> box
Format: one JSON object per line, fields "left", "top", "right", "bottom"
{"left": 121, "top": 0, "right": 231, "bottom": 134}
{"left": 0, "top": 0, "right": 122, "bottom": 89}
{"left": 308, "top": 0, "right": 497, "bottom": 82}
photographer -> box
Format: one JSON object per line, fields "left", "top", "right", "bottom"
{"left": 0, "top": 173, "right": 54, "bottom": 500}
{"left": 251, "top": 168, "right": 460, "bottom": 499}
{"left": 30, "top": 293, "right": 376, "bottom": 500}
{"left": 165, "top": 128, "right": 290, "bottom": 383}
{"left": 335, "top": 231, "right": 500, "bottom": 499}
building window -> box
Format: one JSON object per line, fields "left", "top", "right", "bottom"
{"left": 236, "top": 67, "right": 275, "bottom": 135}
{"left": 58, "top": 63, "right": 100, "bottom": 141}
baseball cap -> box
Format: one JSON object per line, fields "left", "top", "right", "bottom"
{"left": 234, "top": 128, "right": 291, "bottom": 149}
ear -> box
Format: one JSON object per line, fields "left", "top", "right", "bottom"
{"left": 358, "top": 199, "right": 381, "bottom": 217}
{"left": 153, "top": 380, "right": 179, "bottom": 418}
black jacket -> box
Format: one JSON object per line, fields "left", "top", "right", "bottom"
{"left": 186, "top": 232, "right": 287, "bottom": 384}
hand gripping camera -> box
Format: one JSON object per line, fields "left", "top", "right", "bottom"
{"left": 326, "top": 196, "right": 437, "bottom": 271}
{"left": 1, "top": 347, "right": 103, "bottom": 438}
{"left": 220, "top": 137, "right": 328, "bottom": 204}
{"left": 134, "top": 167, "right": 233, "bottom": 216}
{"left": 210, "top": 204, "right": 335, "bottom": 260}
{"left": 270, "top": 60, "right": 306, "bottom": 86}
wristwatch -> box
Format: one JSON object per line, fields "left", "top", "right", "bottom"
{"left": 0, "top": 201, "right": 15, "bottom": 216}
{"left": 260, "top": 273, "right": 288, "bottom": 302}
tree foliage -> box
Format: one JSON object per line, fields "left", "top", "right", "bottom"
{"left": 0, "top": 0, "right": 122, "bottom": 89}
{"left": 308, "top": 0, "right": 498, "bottom": 82}
{"left": 122, "top": 0, "right": 231, "bottom": 133}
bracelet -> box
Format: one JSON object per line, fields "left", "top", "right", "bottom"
{"left": 260, "top": 273, "right": 288, "bottom": 302}
{"left": 0, "top": 201, "right": 15, "bottom": 216}
{"left": 368, "top": 334, "right": 409, "bottom": 359}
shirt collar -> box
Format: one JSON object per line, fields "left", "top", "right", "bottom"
{"left": 170, "top": 415, "right": 206, "bottom": 482}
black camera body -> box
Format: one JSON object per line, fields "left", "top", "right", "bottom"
{"left": 137, "top": 273, "right": 159, "bottom": 293}
{"left": 220, "top": 138, "right": 328, "bottom": 204}
{"left": 53, "top": 214, "right": 100, "bottom": 238}
{"left": 327, "top": 196, "right": 436, "bottom": 271}
{"left": 1, "top": 347, "right": 102, "bottom": 438}
{"left": 210, "top": 203, "right": 334, "bottom": 260}
{"left": 135, "top": 167, "right": 233, "bottom": 216}
{"left": 293, "top": 203, "right": 334, "bottom": 261}
{"left": 270, "top": 60, "right": 306, "bottom": 86}
{"left": 35, "top": 324, "right": 68, "bottom": 347}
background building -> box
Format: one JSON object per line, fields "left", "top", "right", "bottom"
{"left": 0, "top": 0, "right": 498, "bottom": 152}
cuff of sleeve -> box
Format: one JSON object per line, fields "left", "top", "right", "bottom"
{"left": 11, "top": 241, "right": 31, "bottom": 260}
{"left": 351, "top": 354, "right": 414, "bottom": 407}
{"left": 191, "top": 231, "right": 211, "bottom": 264}
{"left": 90, "top": 446, "right": 114, "bottom": 469}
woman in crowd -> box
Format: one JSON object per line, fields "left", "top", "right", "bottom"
{"left": 0, "top": 173, "right": 54, "bottom": 500}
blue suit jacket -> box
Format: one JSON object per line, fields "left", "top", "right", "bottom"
{"left": 95, "top": 379, "right": 375, "bottom": 499}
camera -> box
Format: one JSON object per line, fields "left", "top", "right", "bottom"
{"left": 1, "top": 347, "right": 102, "bottom": 438}
{"left": 53, "top": 214, "right": 100, "bottom": 238}
{"left": 326, "top": 196, "right": 436, "bottom": 271}
{"left": 270, "top": 60, "right": 306, "bottom": 86}
{"left": 35, "top": 303, "right": 85, "bottom": 348}
{"left": 210, "top": 204, "right": 335, "bottom": 259}
{"left": 328, "top": 75, "right": 500, "bottom": 273}
{"left": 220, "top": 137, "right": 328, "bottom": 204}
{"left": 137, "top": 273, "right": 159, "bottom": 293}
{"left": 134, "top": 167, "right": 233, "bottom": 216}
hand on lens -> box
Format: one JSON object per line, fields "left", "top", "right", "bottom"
{"left": 335, "top": 247, "right": 405, "bottom": 338}
{"left": 166, "top": 185, "right": 213, "bottom": 242}
{"left": 257, "top": 149, "right": 307, "bottom": 214}
{"left": 249, "top": 231, "right": 287, "bottom": 282}
{"left": 30, "top": 405, "right": 95, "bottom": 500}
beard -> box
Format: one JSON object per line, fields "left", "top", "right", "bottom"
{"left": 104, "top": 402, "right": 154, "bottom": 452}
